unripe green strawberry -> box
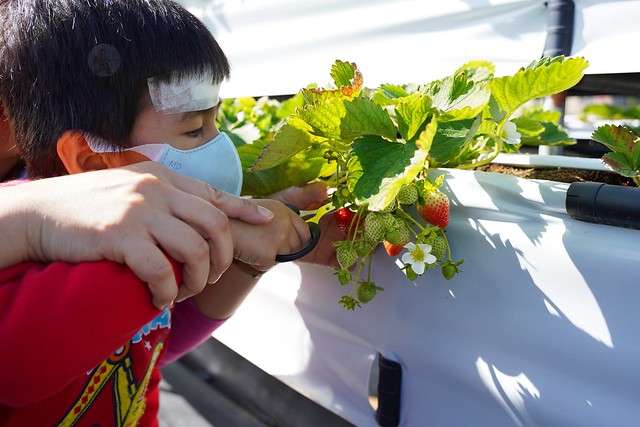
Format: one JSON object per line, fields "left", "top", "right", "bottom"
{"left": 418, "top": 189, "right": 450, "bottom": 228}
{"left": 441, "top": 264, "right": 457, "bottom": 280}
{"left": 379, "top": 213, "right": 397, "bottom": 231}
{"left": 353, "top": 239, "right": 376, "bottom": 257}
{"left": 396, "top": 184, "right": 419, "bottom": 205}
{"left": 384, "top": 225, "right": 410, "bottom": 246}
{"left": 335, "top": 269, "right": 352, "bottom": 286}
{"left": 392, "top": 216, "right": 405, "bottom": 231}
{"left": 441, "top": 260, "right": 463, "bottom": 280}
{"left": 356, "top": 282, "right": 380, "bottom": 304}
{"left": 430, "top": 237, "right": 447, "bottom": 261}
{"left": 380, "top": 202, "right": 396, "bottom": 213}
{"left": 364, "top": 213, "right": 385, "bottom": 242}
{"left": 335, "top": 242, "right": 358, "bottom": 269}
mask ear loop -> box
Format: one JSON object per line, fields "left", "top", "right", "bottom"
{"left": 83, "top": 132, "right": 167, "bottom": 161}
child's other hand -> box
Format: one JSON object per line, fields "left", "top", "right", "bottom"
{"left": 267, "top": 182, "right": 328, "bottom": 210}
{"left": 298, "top": 212, "right": 342, "bottom": 269}
{"left": 230, "top": 199, "right": 311, "bottom": 272}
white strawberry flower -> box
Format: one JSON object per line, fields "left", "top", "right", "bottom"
{"left": 402, "top": 242, "right": 436, "bottom": 275}
{"left": 501, "top": 121, "right": 521, "bottom": 145}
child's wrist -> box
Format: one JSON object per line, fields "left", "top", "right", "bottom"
{"left": 232, "top": 259, "right": 265, "bottom": 279}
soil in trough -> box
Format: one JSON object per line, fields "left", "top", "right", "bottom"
{"left": 475, "top": 164, "right": 637, "bottom": 187}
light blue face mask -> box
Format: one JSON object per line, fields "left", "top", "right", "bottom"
{"left": 85, "top": 132, "right": 243, "bottom": 196}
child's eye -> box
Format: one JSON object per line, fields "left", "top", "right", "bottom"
{"left": 185, "top": 127, "right": 204, "bottom": 138}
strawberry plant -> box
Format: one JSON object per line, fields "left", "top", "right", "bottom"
{"left": 591, "top": 124, "right": 640, "bottom": 186}
{"left": 233, "top": 56, "right": 588, "bottom": 309}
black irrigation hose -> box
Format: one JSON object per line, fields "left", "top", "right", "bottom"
{"left": 543, "top": 0, "right": 575, "bottom": 57}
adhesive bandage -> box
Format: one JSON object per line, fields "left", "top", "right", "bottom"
{"left": 147, "top": 71, "right": 221, "bottom": 114}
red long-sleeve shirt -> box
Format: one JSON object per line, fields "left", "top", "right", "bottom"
{"left": 0, "top": 259, "right": 180, "bottom": 426}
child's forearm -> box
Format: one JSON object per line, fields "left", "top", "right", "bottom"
{"left": 191, "top": 260, "right": 264, "bottom": 320}
{"left": 0, "top": 183, "right": 31, "bottom": 269}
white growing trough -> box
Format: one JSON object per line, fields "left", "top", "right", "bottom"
{"left": 214, "top": 165, "right": 640, "bottom": 426}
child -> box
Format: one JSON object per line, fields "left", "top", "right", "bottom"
{"left": 0, "top": 0, "right": 330, "bottom": 425}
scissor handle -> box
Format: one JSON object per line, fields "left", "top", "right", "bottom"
{"left": 274, "top": 204, "right": 321, "bottom": 262}
{"left": 275, "top": 222, "right": 321, "bottom": 262}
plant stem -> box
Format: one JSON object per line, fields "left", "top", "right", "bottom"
{"left": 458, "top": 135, "right": 503, "bottom": 170}
{"left": 396, "top": 209, "right": 426, "bottom": 233}
{"left": 439, "top": 228, "right": 452, "bottom": 260}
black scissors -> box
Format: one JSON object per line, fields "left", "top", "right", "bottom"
{"left": 274, "top": 204, "right": 321, "bottom": 262}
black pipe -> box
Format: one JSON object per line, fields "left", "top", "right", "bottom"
{"left": 376, "top": 354, "right": 402, "bottom": 427}
{"left": 566, "top": 182, "right": 640, "bottom": 229}
{"left": 543, "top": 0, "right": 575, "bottom": 57}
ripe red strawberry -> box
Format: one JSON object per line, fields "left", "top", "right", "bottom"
{"left": 383, "top": 240, "right": 404, "bottom": 257}
{"left": 418, "top": 190, "right": 450, "bottom": 228}
{"left": 333, "top": 208, "right": 362, "bottom": 237}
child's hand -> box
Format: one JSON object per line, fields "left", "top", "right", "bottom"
{"left": 230, "top": 199, "right": 311, "bottom": 272}
{"left": 267, "top": 182, "right": 329, "bottom": 210}
{"left": 268, "top": 183, "right": 344, "bottom": 269}
{"left": 298, "top": 212, "right": 342, "bottom": 269}
{"left": 4, "top": 162, "right": 275, "bottom": 310}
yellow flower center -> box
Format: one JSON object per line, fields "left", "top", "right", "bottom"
{"left": 411, "top": 246, "right": 425, "bottom": 262}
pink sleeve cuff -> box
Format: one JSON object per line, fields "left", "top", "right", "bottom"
{"left": 160, "top": 298, "right": 227, "bottom": 366}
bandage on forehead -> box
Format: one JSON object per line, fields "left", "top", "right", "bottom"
{"left": 147, "top": 71, "right": 221, "bottom": 114}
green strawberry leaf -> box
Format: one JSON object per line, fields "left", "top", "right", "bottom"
{"left": 331, "top": 60, "right": 360, "bottom": 88}
{"left": 299, "top": 98, "right": 347, "bottom": 140}
{"left": 372, "top": 83, "right": 412, "bottom": 106}
{"left": 429, "top": 117, "right": 480, "bottom": 167}
{"left": 238, "top": 141, "right": 332, "bottom": 196}
{"left": 276, "top": 92, "right": 306, "bottom": 119}
{"left": 302, "top": 60, "right": 363, "bottom": 104}
{"left": 602, "top": 152, "right": 639, "bottom": 177}
{"left": 250, "top": 117, "right": 317, "bottom": 171}
{"left": 592, "top": 125, "right": 640, "bottom": 154}
{"left": 455, "top": 60, "right": 495, "bottom": 82}
{"left": 523, "top": 107, "right": 562, "bottom": 124}
{"left": 489, "top": 56, "right": 588, "bottom": 119}
{"left": 395, "top": 94, "right": 434, "bottom": 141}
{"left": 592, "top": 125, "right": 640, "bottom": 176}
{"left": 520, "top": 121, "right": 575, "bottom": 146}
{"left": 342, "top": 97, "right": 397, "bottom": 141}
{"left": 352, "top": 118, "right": 436, "bottom": 210}
{"left": 426, "top": 72, "right": 490, "bottom": 119}
{"left": 352, "top": 137, "right": 425, "bottom": 211}
{"left": 512, "top": 116, "right": 545, "bottom": 137}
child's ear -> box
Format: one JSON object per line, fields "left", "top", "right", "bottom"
{"left": 57, "top": 131, "right": 109, "bottom": 173}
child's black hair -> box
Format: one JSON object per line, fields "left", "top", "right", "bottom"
{"left": 0, "top": 0, "right": 230, "bottom": 178}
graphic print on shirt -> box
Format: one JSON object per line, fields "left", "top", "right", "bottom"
{"left": 56, "top": 308, "right": 171, "bottom": 427}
